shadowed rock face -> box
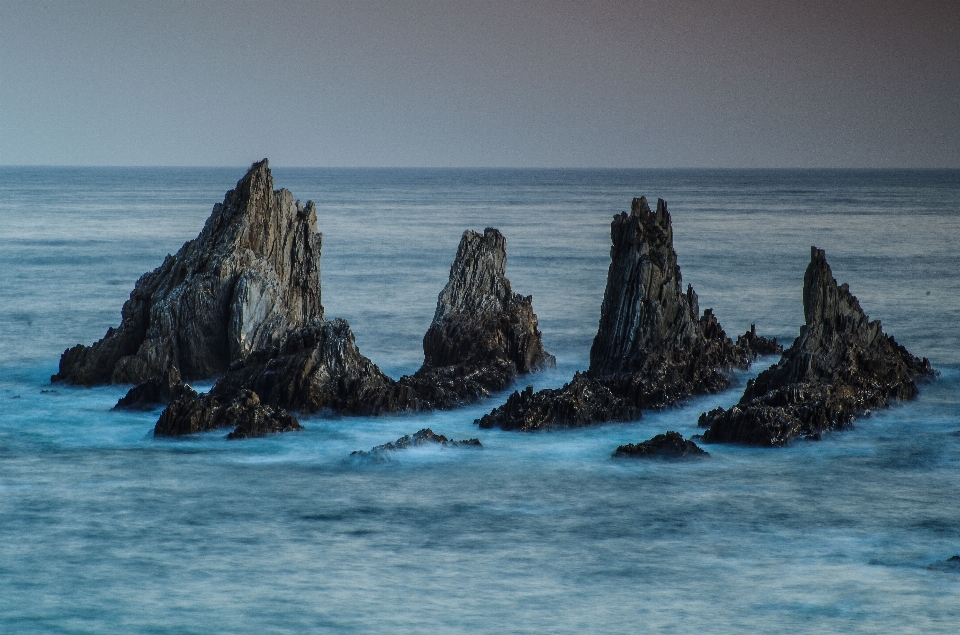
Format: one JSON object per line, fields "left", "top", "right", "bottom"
{"left": 478, "top": 197, "right": 757, "bottom": 432}
{"left": 53, "top": 159, "right": 323, "bottom": 386}
{"left": 612, "top": 431, "right": 708, "bottom": 459}
{"left": 700, "top": 247, "right": 934, "bottom": 446}
{"left": 154, "top": 227, "right": 554, "bottom": 433}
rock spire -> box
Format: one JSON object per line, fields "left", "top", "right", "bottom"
{"left": 53, "top": 159, "right": 323, "bottom": 385}
{"left": 700, "top": 247, "right": 933, "bottom": 446}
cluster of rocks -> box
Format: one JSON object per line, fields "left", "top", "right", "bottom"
{"left": 54, "top": 160, "right": 553, "bottom": 439}
{"left": 698, "top": 247, "right": 934, "bottom": 446}
{"left": 52, "top": 161, "right": 935, "bottom": 450}
{"left": 350, "top": 428, "right": 482, "bottom": 463}
{"left": 477, "top": 197, "right": 768, "bottom": 432}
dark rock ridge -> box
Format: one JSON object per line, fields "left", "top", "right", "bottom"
{"left": 154, "top": 227, "right": 554, "bottom": 431}
{"left": 612, "top": 431, "right": 708, "bottom": 459}
{"left": 53, "top": 159, "right": 323, "bottom": 386}
{"left": 700, "top": 247, "right": 934, "bottom": 446}
{"left": 154, "top": 389, "right": 302, "bottom": 439}
{"left": 114, "top": 366, "right": 196, "bottom": 410}
{"left": 350, "top": 428, "right": 482, "bottom": 463}
{"left": 478, "top": 197, "right": 761, "bottom": 432}
{"left": 737, "top": 324, "right": 783, "bottom": 357}
{"left": 927, "top": 556, "right": 960, "bottom": 573}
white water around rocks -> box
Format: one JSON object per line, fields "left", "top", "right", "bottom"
{"left": 1, "top": 167, "right": 959, "bottom": 633}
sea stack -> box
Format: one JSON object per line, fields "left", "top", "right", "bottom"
{"left": 700, "top": 247, "right": 934, "bottom": 446}
{"left": 155, "top": 226, "right": 554, "bottom": 433}
{"left": 53, "top": 159, "right": 323, "bottom": 385}
{"left": 478, "top": 197, "right": 758, "bottom": 431}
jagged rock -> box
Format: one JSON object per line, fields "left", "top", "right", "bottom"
{"left": 700, "top": 247, "right": 934, "bottom": 446}
{"left": 476, "top": 372, "right": 639, "bottom": 431}
{"left": 154, "top": 389, "right": 301, "bottom": 438}
{"left": 183, "top": 228, "right": 552, "bottom": 422}
{"left": 737, "top": 324, "right": 783, "bottom": 357}
{"left": 424, "top": 228, "right": 555, "bottom": 373}
{"left": 612, "top": 431, "right": 708, "bottom": 459}
{"left": 350, "top": 428, "right": 482, "bottom": 463}
{"left": 478, "top": 197, "right": 757, "bottom": 431}
{"left": 53, "top": 159, "right": 323, "bottom": 386}
{"left": 114, "top": 366, "right": 196, "bottom": 410}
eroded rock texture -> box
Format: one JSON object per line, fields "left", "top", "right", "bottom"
{"left": 350, "top": 428, "right": 482, "bottom": 463}
{"left": 478, "top": 197, "right": 758, "bottom": 431}
{"left": 54, "top": 159, "right": 323, "bottom": 386}
{"left": 612, "top": 431, "right": 708, "bottom": 459}
{"left": 156, "top": 227, "right": 553, "bottom": 431}
{"left": 737, "top": 324, "right": 783, "bottom": 357}
{"left": 154, "top": 389, "right": 302, "bottom": 439}
{"left": 700, "top": 247, "right": 933, "bottom": 446}
{"left": 114, "top": 366, "right": 196, "bottom": 410}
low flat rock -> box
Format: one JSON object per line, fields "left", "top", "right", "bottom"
{"left": 154, "top": 389, "right": 302, "bottom": 439}
{"left": 350, "top": 428, "right": 482, "bottom": 463}
{"left": 613, "top": 431, "right": 708, "bottom": 459}
{"left": 114, "top": 366, "right": 196, "bottom": 410}
{"left": 700, "top": 247, "right": 934, "bottom": 446}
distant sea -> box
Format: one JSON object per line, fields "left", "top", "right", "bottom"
{"left": 1, "top": 167, "right": 959, "bottom": 634}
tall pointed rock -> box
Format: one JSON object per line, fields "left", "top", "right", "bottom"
{"left": 53, "top": 159, "right": 323, "bottom": 385}
{"left": 701, "top": 247, "right": 933, "bottom": 446}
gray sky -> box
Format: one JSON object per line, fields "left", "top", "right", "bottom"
{"left": 2, "top": 0, "right": 958, "bottom": 167}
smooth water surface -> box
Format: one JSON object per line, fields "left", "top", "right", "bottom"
{"left": 1, "top": 167, "right": 959, "bottom": 633}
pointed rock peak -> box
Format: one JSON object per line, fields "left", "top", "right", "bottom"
{"left": 423, "top": 227, "right": 553, "bottom": 371}
{"left": 802, "top": 246, "right": 869, "bottom": 335}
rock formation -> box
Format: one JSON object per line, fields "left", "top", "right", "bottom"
{"left": 114, "top": 366, "right": 195, "bottom": 410}
{"left": 349, "top": 428, "right": 482, "bottom": 463}
{"left": 153, "top": 227, "right": 554, "bottom": 432}
{"left": 53, "top": 159, "right": 323, "bottom": 386}
{"left": 700, "top": 247, "right": 934, "bottom": 446}
{"left": 478, "top": 197, "right": 759, "bottom": 431}
{"left": 155, "top": 389, "right": 302, "bottom": 439}
{"left": 737, "top": 324, "right": 783, "bottom": 357}
{"left": 612, "top": 431, "right": 708, "bottom": 459}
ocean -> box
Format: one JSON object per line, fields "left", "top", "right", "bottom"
{"left": 1, "top": 167, "right": 959, "bottom": 633}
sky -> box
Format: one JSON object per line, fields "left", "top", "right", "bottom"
{"left": 1, "top": 0, "right": 958, "bottom": 168}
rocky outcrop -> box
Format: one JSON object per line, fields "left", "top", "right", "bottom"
{"left": 737, "top": 324, "right": 783, "bottom": 357}
{"left": 478, "top": 197, "right": 758, "bottom": 431}
{"left": 612, "top": 431, "right": 708, "bottom": 459}
{"left": 349, "top": 428, "right": 482, "bottom": 463}
{"left": 53, "top": 159, "right": 323, "bottom": 386}
{"left": 154, "top": 389, "right": 302, "bottom": 439}
{"left": 155, "top": 227, "right": 554, "bottom": 430}
{"left": 114, "top": 366, "right": 195, "bottom": 410}
{"left": 700, "top": 247, "right": 934, "bottom": 446}
{"left": 476, "top": 372, "right": 638, "bottom": 431}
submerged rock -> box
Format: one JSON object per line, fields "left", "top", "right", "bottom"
{"left": 53, "top": 159, "right": 323, "bottom": 386}
{"left": 927, "top": 555, "right": 960, "bottom": 573}
{"left": 156, "top": 226, "right": 554, "bottom": 431}
{"left": 700, "top": 247, "right": 934, "bottom": 446}
{"left": 154, "top": 389, "right": 302, "bottom": 439}
{"left": 114, "top": 366, "right": 196, "bottom": 410}
{"left": 479, "top": 197, "right": 760, "bottom": 431}
{"left": 350, "top": 428, "right": 482, "bottom": 463}
{"left": 613, "top": 431, "right": 708, "bottom": 459}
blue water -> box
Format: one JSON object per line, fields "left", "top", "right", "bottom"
{"left": 1, "top": 167, "right": 959, "bottom": 633}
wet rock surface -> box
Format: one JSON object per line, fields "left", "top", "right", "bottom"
{"left": 53, "top": 159, "right": 323, "bottom": 386}
{"left": 612, "top": 431, "right": 708, "bottom": 459}
{"left": 350, "top": 428, "right": 482, "bottom": 463}
{"left": 154, "top": 389, "right": 302, "bottom": 439}
{"left": 114, "top": 366, "right": 196, "bottom": 410}
{"left": 156, "top": 226, "right": 553, "bottom": 430}
{"left": 700, "top": 247, "right": 934, "bottom": 446}
{"left": 737, "top": 324, "right": 783, "bottom": 357}
{"left": 479, "top": 197, "right": 759, "bottom": 431}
